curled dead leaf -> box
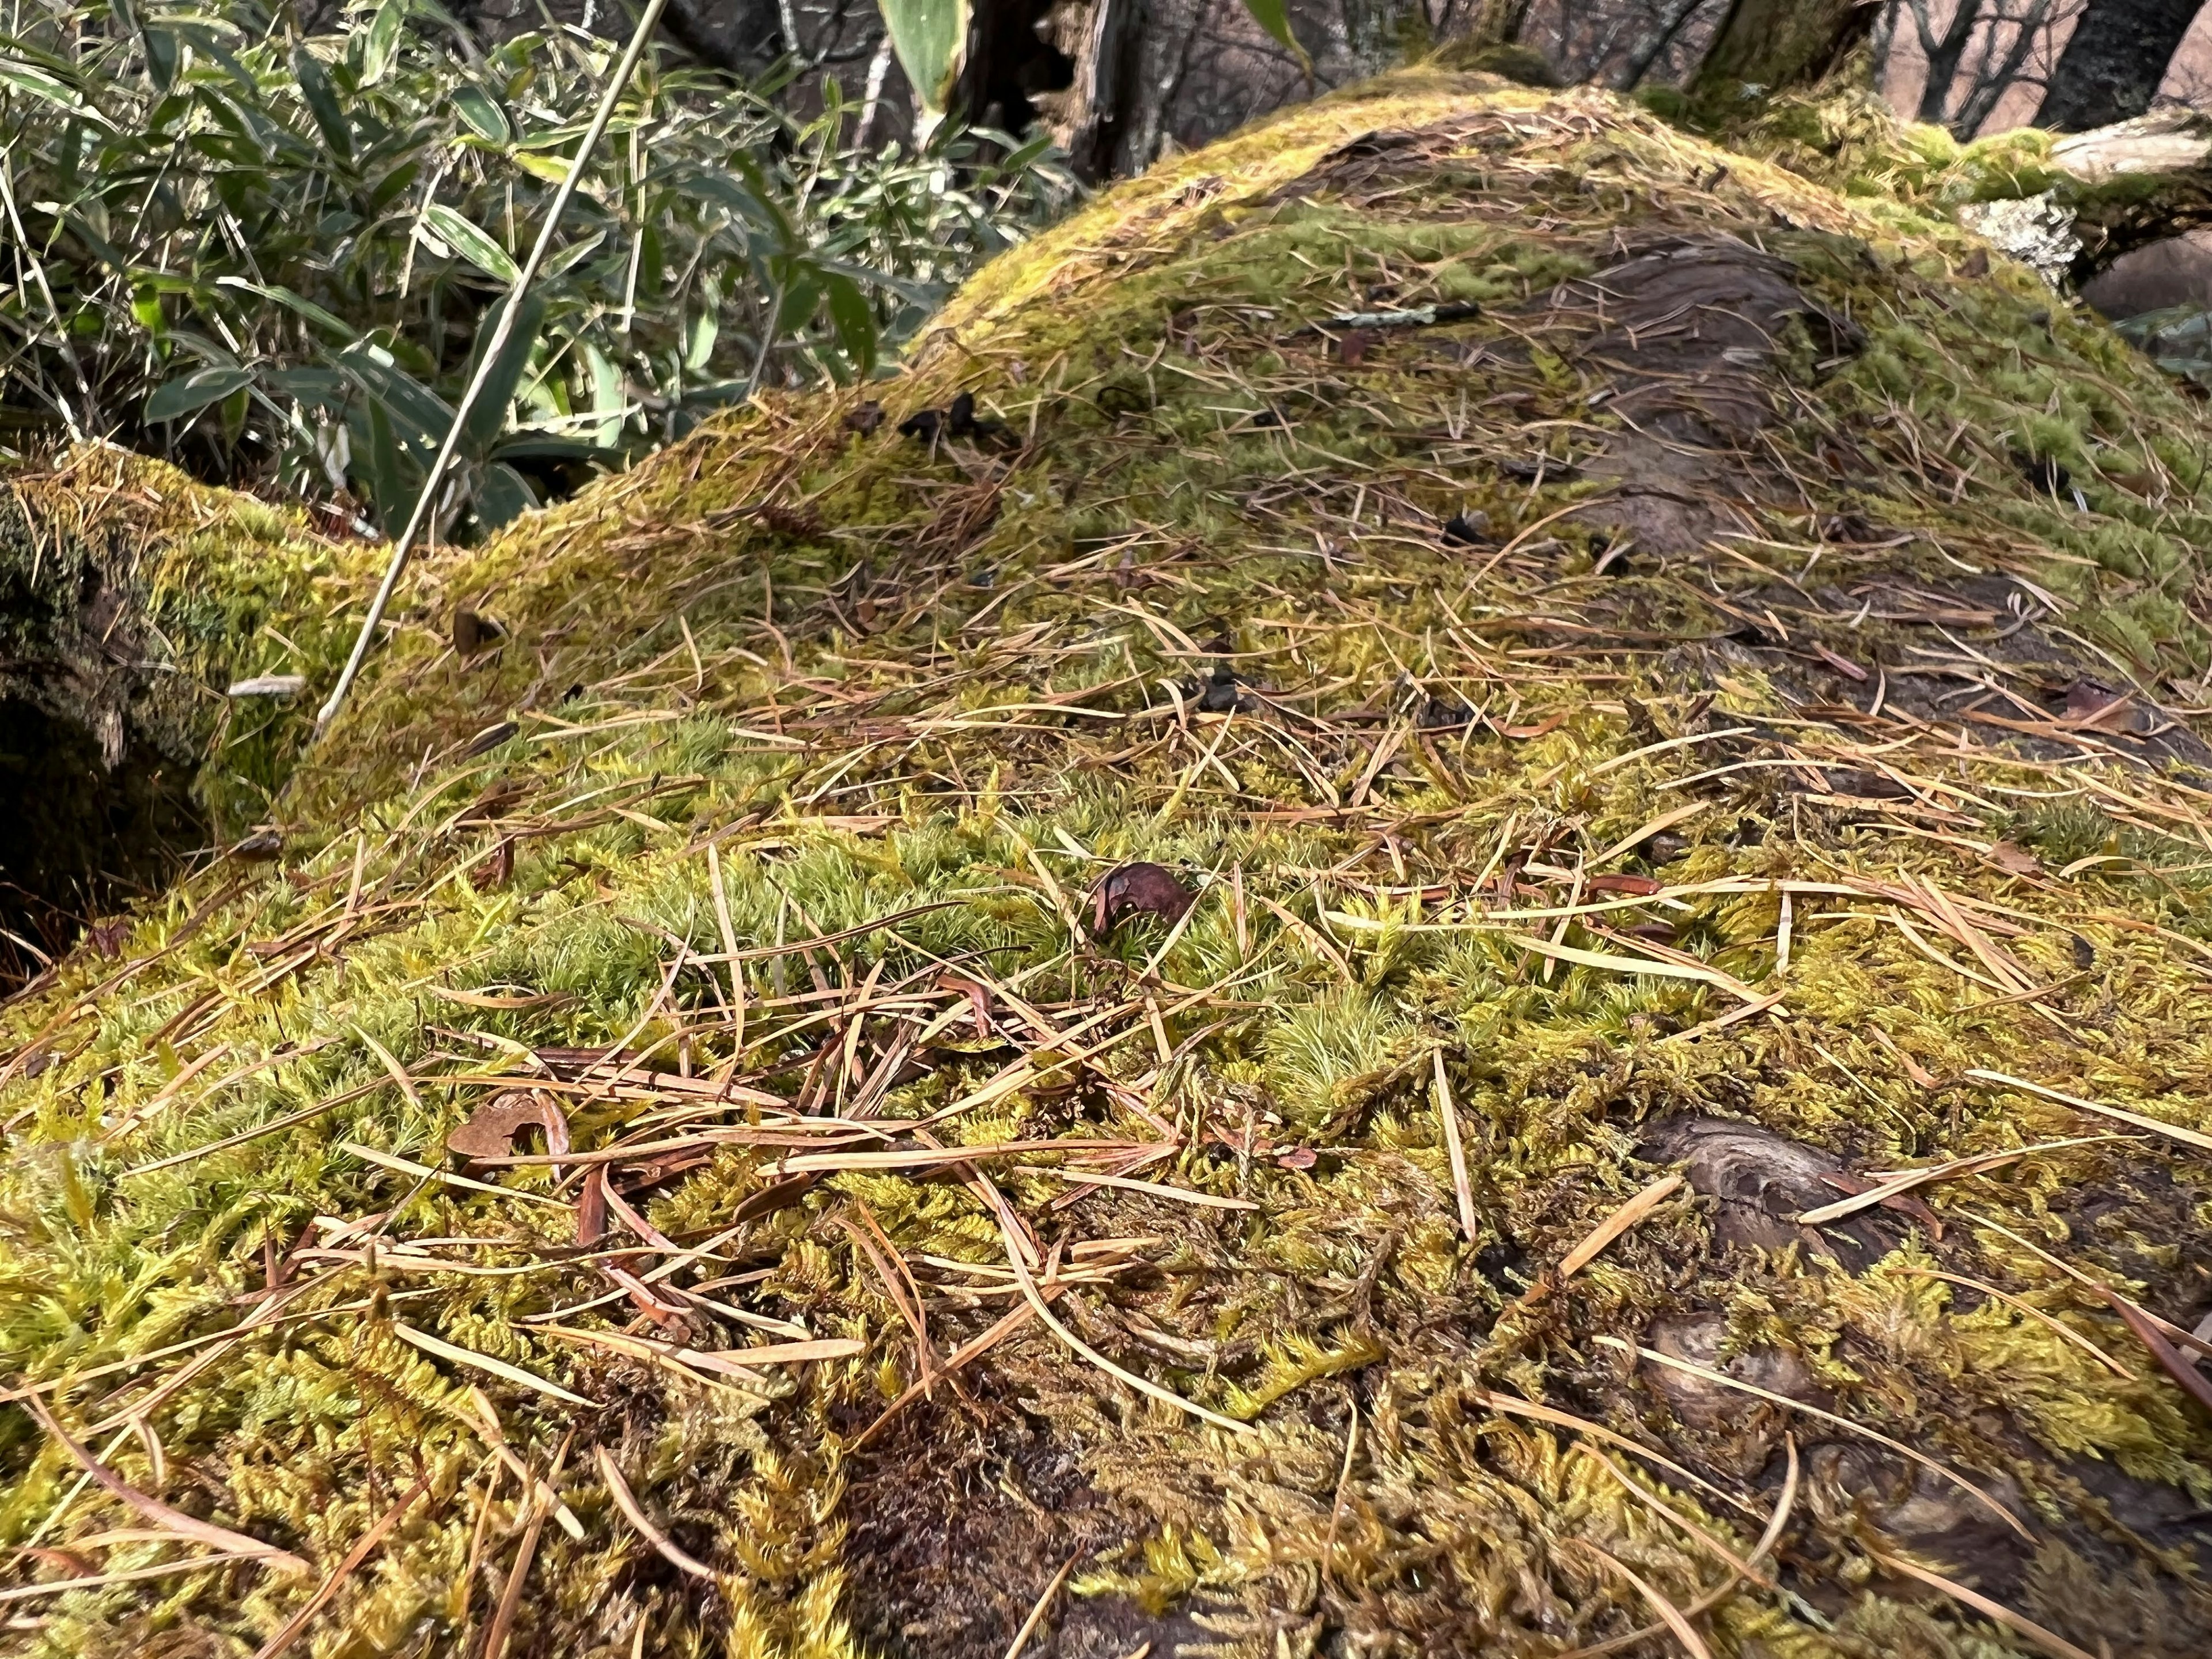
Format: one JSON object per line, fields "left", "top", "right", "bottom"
{"left": 448, "top": 1089, "right": 570, "bottom": 1172}
{"left": 453, "top": 608, "right": 504, "bottom": 656}
{"left": 576, "top": 1165, "right": 608, "bottom": 1247}
{"left": 1088, "top": 862, "right": 1197, "bottom": 936}
{"left": 470, "top": 838, "right": 514, "bottom": 891}
{"left": 938, "top": 970, "right": 996, "bottom": 1037}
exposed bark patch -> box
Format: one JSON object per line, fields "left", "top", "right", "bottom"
{"left": 843, "top": 1381, "right": 1192, "bottom": 1658}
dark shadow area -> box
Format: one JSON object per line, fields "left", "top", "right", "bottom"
{"left": 0, "top": 696, "right": 203, "bottom": 988}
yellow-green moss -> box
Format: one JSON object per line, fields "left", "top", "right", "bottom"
{"left": 5, "top": 67, "right": 2212, "bottom": 1659}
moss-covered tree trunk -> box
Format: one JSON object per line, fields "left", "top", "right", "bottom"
{"left": 0, "top": 453, "right": 357, "bottom": 982}
{"left": 10, "top": 65, "right": 2212, "bottom": 1659}
{"left": 1689, "top": 0, "right": 1873, "bottom": 98}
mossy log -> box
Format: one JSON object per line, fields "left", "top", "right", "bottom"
{"left": 10, "top": 65, "right": 2212, "bottom": 1659}
{"left": 0, "top": 460, "right": 362, "bottom": 969}
{"left": 2044, "top": 109, "right": 2212, "bottom": 271}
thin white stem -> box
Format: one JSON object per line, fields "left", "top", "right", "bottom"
{"left": 314, "top": 0, "right": 675, "bottom": 738}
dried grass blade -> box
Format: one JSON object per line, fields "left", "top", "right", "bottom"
{"left": 1656, "top": 990, "right": 1788, "bottom": 1046}
{"left": 855, "top": 1290, "right": 1062, "bottom": 1447}
{"left": 391, "top": 1323, "right": 598, "bottom": 1408}
{"left": 250, "top": 1475, "right": 431, "bottom": 1659}
{"left": 1585, "top": 802, "right": 1707, "bottom": 870}
{"left": 2095, "top": 1287, "right": 2212, "bottom": 1415}
{"left": 1599, "top": 1337, "right": 2029, "bottom": 1540}
{"left": 779, "top": 1138, "right": 1155, "bottom": 1173}
{"left": 1043, "top": 1169, "right": 1256, "bottom": 1209}
{"left": 537, "top": 1323, "right": 859, "bottom": 1377}
{"left": 594, "top": 1446, "right": 715, "bottom": 1581}
{"left": 1573, "top": 1540, "right": 1712, "bottom": 1659}
{"left": 340, "top": 1143, "right": 571, "bottom": 1208}
{"left": 1560, "top": 1175, "right": 1681, "bottom": 1278}
{"left": 1797, "top": 1159, "right": 1995, "bottom": 1226}
{"left": 25, "top": 1395, "right": 309, "bottom": 1574}
{"left": 123, "top": 1077, "right": 387, "bottom": 1176}
{"left": 1965, "top": 1070, "right": 2212, "bottom": 1156}
{"left": 482, "top": 1434, "right": 569, "bottom": 1659}
{"left": 983, "top": 1192, "right": 1252, "bottom": 1436}
{"left": 1470, "top": 1390, "right": 1756, "bottom": 1517}
{"left": 1901, "top": 1268, "right": 2135, "bottom": 1380}
{"left": 464, "top": 1389, "right": 585, "bottom": 1540}
{"left": 1585, "top": 1450, "right": 1773, "bottom": 1588}
{"left": 1002, "top": 1549, "right": 1081, "bottom": 1659}
{"left": 1961, "top": 1208, "right": 2212, "bottom": 1359}
{"left": 1494, "top": 933, "right": 1760, "bottom": 1001}
{"left": 1433, "top": 1050, "right": 1478, "bottom": 1246}
{"left": 1868, "top": 1550, "right": 2096, "bottom": 1659}
{"left": 0, "top": 1551, "right": 266, "bottom": 1604}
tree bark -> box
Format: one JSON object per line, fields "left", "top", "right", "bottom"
{"left": 1911, "top": 0, "right": 1986, "bottom": 127}
{"left": 2041, "top": 107, "right": 2212, "bottom": 275}
{"left": 1032, "top": 0, "right": 1149, "bottom": 180}
{"left": 953, "top": 0, "right": 1079, "bottom": 137}
{"left": 0, "top": 450, "right": 351, "bottom": 981}
{"left": 1690, "top": 0, "right": 1874, "bottom": 97}
{"left": 1462, "top": 0, "right": 1536, "bottom": 47}
{"left": 2036, "top": 0, "right": 2200, "bottom": 132}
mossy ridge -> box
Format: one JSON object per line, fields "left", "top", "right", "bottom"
{"left": 3, "top": 68, "right": 2212, "bottom": 1659}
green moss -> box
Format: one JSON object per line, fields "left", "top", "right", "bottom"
{"left": 7, "top": 66, "right": 2212, "bottom": 1659}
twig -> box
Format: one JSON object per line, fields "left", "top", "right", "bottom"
{"left": 1002, "top": 1550, "right": 1081, "bottom": 1659}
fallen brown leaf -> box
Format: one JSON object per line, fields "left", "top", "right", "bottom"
{"left": 447, "top": 1090, "right": 570, "bottom": 1171}
{"left": 1088, "top": 862, "right": 1196, "bottom": 935}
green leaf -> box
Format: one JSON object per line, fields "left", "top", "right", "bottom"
{"left": 218, "top": 383, "right": 249, "bottom": 446}
{"left": 472, "top": 461, "right": 538, "bottom": 531}
{"left": 0, "top": 55, "right": 102, "bottom": 122}
{"left": 541, "top": 229, "right": 607, "bottom": 279}
{"left": 337, "top": 342, "right": 453, "bottom": 456}
{"left": 146, "top": 365, "right": 253, "bottom": 422}
{"left": 684, "top": 275, "right": 722, "bottom": 372}
{"left": 214, "top": 277, "right": 355, "bottom": 340}
{"left": 290, "top": 44, "right": 354, "bottom": 160}
{"left": 873, "top": 0, "right": 968, "bottom": 118}
{"left": 422, "top": 203, "right": 520, "bottom": 283}
{"left": 363, "top": 400, "right": 407, "bottom": 529}
{"left": 1238, "top": 0, "right": 1311, "bottom": 73}
{"left": 823, "top": 273, "right": 877, "bottom": 377}
{"left": 581, "top": 339, "right": 625, "bottom": 447}
{"left": 510, "top": 150, "right": 570, "bottom": 185}
{"left": 452, "top": 83, "right": 512, "bottom": 143}
{"left": 460, "top": 292, "right": 546, "bottom": 454}
{"left": 142, "top": 27, "right": 179, "bottom": 92}
{"left": 774, "top": 267, "right": 821, "bottom": 336}
{"left": 363, "top": 0, "right": 405, "bottom": 83}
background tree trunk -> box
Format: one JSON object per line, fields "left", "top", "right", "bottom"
{"left": 2036, "top": 0, "right": 2202, "bottom": 131}
{"left": 1690, "top": 0, "right": 1875, "bottom": 95}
